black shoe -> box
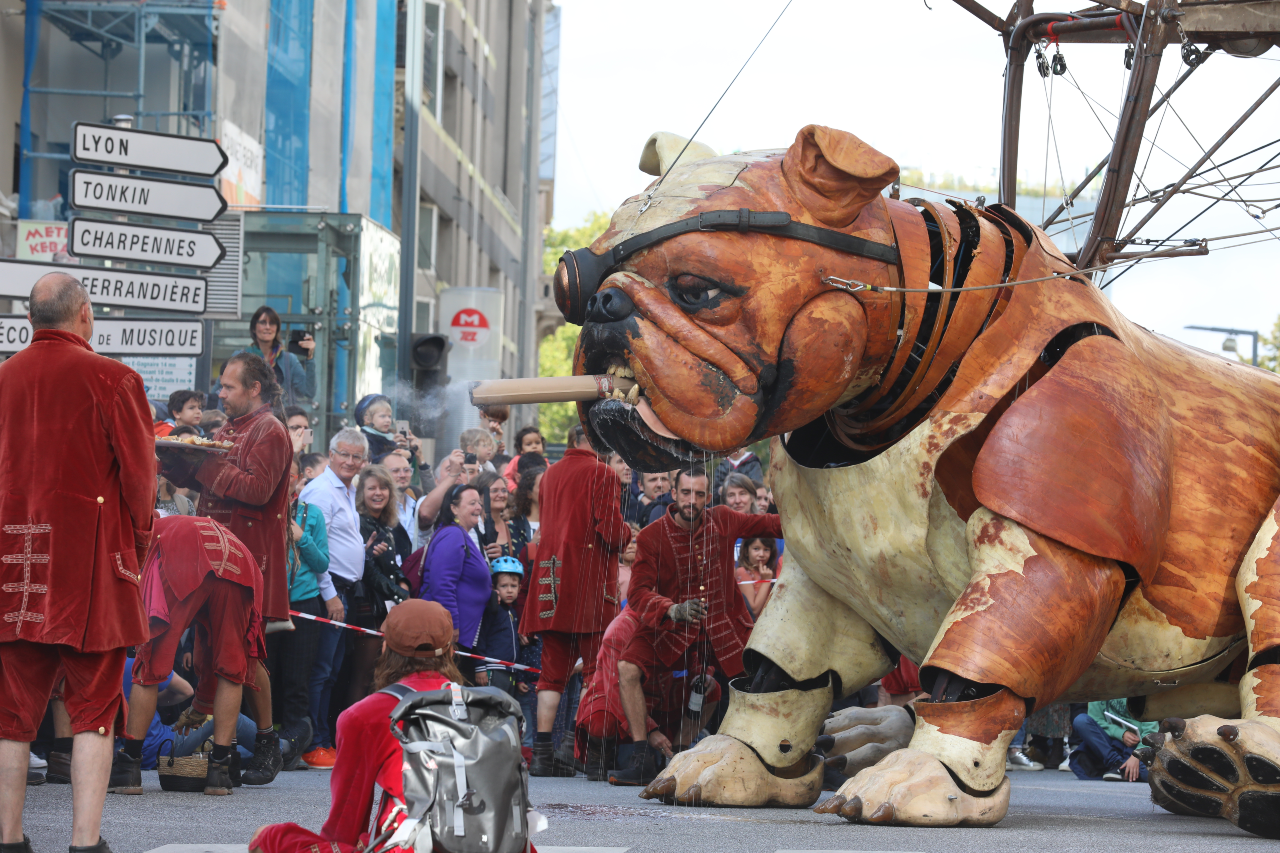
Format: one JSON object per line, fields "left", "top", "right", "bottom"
{"left": 106, "top": 750, "right": 142, "bottom": 795}
{"left": 230, "top": 747, "right": 242, "bottom": 788}
{"left": 204, "top": 754, "right": 233, "bottom": 796}
{"left": 554, "top": 740, "right": 585, "bottom": 774}
{"left": 608, "top": 743, "right": 660, "bottom": 787}
{"left": 26, "top": 769, "right": 45, "bottom": 786}
{"left": 529, "top": 742, "right": 576, "bottom": 777}
{"left": 280, "top": 718, "right": 314, "bottom": 771}
{"left": 241, "top": 736, "right": 282, "bottom": 785}
{"left": 585, "top": 737, "right": 617, "bottom": 782}
{"left": 68, "top": 839, "right": 112, "bottom": 853}
{"left": 0, "top": 834, "right": 33, "bottom": 853}
{"left": 46, "top": 751, "right": 71, "bottom": 784}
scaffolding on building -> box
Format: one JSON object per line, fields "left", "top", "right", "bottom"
{"left": 20, "top": 0, "right": 220, "bottom": 218}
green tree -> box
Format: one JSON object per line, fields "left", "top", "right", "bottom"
{"left": 543, "top": 210, "right": 612, "bottom": 275}
{"left": 538, "top": 322, "right": 582, "bottom": 443}
{"left": 1246, "top": 317, "right": 1280, "bottom": 372}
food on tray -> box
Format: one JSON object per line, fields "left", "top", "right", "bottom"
{"left": 155, "top": 435, "right": 233, "bottom": 449}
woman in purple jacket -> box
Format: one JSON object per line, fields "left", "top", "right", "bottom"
{"left": 420, "top": 483, "right": 492, "bottom": 682}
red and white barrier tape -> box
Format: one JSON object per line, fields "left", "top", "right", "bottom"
{"left": 736, "top": 579, "right": 778, "bottom": 586}
{"left": 289, "top": 609, "right": 541, "bottom": 674}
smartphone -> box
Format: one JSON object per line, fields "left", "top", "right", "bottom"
{"left": 287, "top": 329, "right": 308, "bottom": 357}
{"left": 301, "top": 428, "right": 314, "bottom": 446}
{"left": 395, "top": 419, "right": 410, "bottom": 437}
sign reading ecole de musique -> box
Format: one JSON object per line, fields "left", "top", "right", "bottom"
{"left": 0, "top": 259, "right": 206, "bottom": 313}
{"left": 0, "top": 317, "right": 203, "bottom": 356}
{"left": 68, "top": 218, "right": 226, "bottom": 269}
{"left": 72, "top": 122, "right": 228, "bottom": 177}
{"left": 69, "top": 170, "right": 227, "bottom": 223}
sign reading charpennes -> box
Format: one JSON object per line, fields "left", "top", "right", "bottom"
{"left": 0, "top": 259, "right": 206, "bottom": 313}
{"left": 68, "top": 218, "right": 226, "bottom": 269}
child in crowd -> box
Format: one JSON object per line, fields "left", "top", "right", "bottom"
{"left": 299, "top": 452, "right": 328, "bottom": 486}
{"left": 618, "top": 524, "right": 639, "bottom": 604}
{"left": 459, "top": 427, "right": 498, "bottom": 474}
{"left": 475, "top": 557, "right": 523, "bottom": 700}
{"left": 736, "top": 536, "right": 778, "bottom": 619}
{"left": 504, "top": 426, "right": 545, "bottom": 489}
{"left": 156, "top": 389, "right": 204, "bottom": 437}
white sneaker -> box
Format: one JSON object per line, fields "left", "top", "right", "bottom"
{"left": 1103, "top": 769, "right": 1123, "bottom": 781}
{"left": 1058, "top": 754, "right": 1073, "bottom": 771}
{"left": 28, "top": 752, "right": 47, "bottom": 770}
{"left": 1006, "top": 749, "right": 1044, "bottom": 771}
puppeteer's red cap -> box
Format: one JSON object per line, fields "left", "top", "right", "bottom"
{"left": 383, "top": 600, "right": 454, "bottom": 658}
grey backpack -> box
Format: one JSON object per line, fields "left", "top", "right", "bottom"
{"left": 374, "top": 682, "right": 530, "bottom": 853}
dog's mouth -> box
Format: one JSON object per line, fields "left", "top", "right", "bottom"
{"left": 582, "top": 354, "right": 704, "bottom": 472}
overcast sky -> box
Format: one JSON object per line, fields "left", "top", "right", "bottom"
{"left": 549, "top": 0, "right": 1280, "bottom": 356}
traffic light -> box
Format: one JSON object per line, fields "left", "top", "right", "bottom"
{"left": 409, "top": 333, "right": 451, "bottom": 438}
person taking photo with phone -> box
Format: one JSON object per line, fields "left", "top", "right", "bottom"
{"left": 216, "top": 306, "right": 317, "bottom": 408}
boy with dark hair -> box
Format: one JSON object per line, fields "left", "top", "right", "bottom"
{"left": 157, "top": 389, "right": 205, "bottom": 437}
{"left": 475, "top": 557, "right": 524, "bottom": 699}
{"left": 299, "top": 453, "right": 328, "bottom": 485}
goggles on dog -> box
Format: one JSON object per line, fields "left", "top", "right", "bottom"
{"left": 554, "top": 208, "right": 900, "bottom": 325}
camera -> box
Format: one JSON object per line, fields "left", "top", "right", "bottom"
{"left": 287, "top": 329, "right": 310, "bottom": 357}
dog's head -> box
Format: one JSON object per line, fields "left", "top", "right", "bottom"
{"left": 555, "top": 125, "right": 901, "bottom": 472}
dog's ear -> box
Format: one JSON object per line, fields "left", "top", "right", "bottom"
{"left": 781, "top": 125, "right": 899, "bottom": 228}
{"left": 639, "top": 132, "right": 718, "bottom": 177}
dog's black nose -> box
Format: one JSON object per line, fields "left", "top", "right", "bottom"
{"left": 585, "top": 288, "right": 634, "bottom": 324}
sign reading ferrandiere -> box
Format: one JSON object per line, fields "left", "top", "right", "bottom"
{"left": 68, "top": 218, "right": 226, "bottom": 269}
{"left": 0, "top": 259, "right": 206, "bottom": 313}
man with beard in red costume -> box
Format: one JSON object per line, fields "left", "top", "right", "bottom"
{"left": 159, "top": 352, "right": 291, "bottom": 786}
{"left": 0, "top": 273, "right": 155, "bottom": 853}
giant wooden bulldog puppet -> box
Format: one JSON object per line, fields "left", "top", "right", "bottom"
{"left": 550, "top": 125, "right": 1280, "bottom": 838}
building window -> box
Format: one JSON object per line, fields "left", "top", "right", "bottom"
{"left": 418, "top": 202, "right": 437, "bottom": 271}
{"left": 414, "top": 298, "right": 434, "bottom": 333}
{"left": 424, "top": 2, "right": 443, "bottom": 120}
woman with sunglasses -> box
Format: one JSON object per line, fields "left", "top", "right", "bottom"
{"left": 419, "top": 483, "right": 491, "bottom": 682}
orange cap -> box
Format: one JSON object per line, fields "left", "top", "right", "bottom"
{"left": 383, "top": 599, "right": 454, "bottom": 658}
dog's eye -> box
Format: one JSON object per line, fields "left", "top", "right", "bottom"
{"left": 669, "top": 275, "right": 724, "bottom": 313}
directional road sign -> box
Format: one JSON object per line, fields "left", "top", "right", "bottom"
{"left": 0, "top": 259, "right": 207, "bottom": 314}
{"left": 72, "top": 122, "right": 228, "bottom": 177}
{"left": 0, "top": 316, "right": 204, "bottom": 356}
{"left": 70, "top": 170, "right": 227, "bottom": 223}
{"left": 68, "top": 218, "right": 226, "bottom": 270}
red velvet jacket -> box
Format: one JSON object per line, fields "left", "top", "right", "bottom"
{"left": 628, "top": 506, "right": 782, "bottom": 678}
{"left": 520, "top": 447, "right": 631, "bottom": 636}
{"left": 574, "top": 609, "right": 658, "bottom": 741}
{"left": 163, "top": 404, "right": 292, "bottom": 620}
{"left": 0, "top": 330, "right": 155, "bottom": 651}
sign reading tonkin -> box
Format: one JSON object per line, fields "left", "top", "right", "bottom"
{"left": 68, "top": 218, "right": 226, "bottom": 269}
{"left": 72, "top": 121, "right": 229, "bottom": 177}
{"left": 69, "top": 170, "right": 227, "bottom": 223}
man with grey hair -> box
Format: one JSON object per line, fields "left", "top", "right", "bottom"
{"left": 0, "top": 273, "right": 155, "bottom": 853}
{"left": 298, "top": 427, "right": 369, "bottom": 766}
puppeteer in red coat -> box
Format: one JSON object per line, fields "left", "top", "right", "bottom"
{"left": 0, "top": 328, "right": 156, "bottom": 740}
{"left": 164, "top": 403, "right": 292, "bottom": 621}
{"left": 625, "top": 506, "right": 782, "bottom": 679}
{"left": 520, "top": 445, "right": 632, "bottom": 692}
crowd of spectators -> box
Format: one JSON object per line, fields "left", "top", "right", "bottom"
{"left": 22, "top": 303, "right": 1152, "bottom": 800}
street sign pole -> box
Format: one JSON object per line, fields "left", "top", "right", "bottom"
{"left": 398, "top": 0, "right": 425, "bottom": 389}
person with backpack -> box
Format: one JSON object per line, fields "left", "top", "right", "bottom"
{"left": 249, "top": 600, "right": 463, "bottom": 853}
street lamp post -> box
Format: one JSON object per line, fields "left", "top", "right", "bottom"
{"left": 1186, "top": 325, "right": 1260, "bottom": 367}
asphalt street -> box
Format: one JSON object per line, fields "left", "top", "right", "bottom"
{"left": 15, "top": 767, "right": 1261, "bottom": 853}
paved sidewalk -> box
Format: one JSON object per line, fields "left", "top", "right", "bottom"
{"left": 16, "top": 768, "right": 1258, "bottom": 853}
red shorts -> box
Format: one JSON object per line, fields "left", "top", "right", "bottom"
{"left": 0, "top": 642, "right": 127, "bottom": 741}
{"left": 133, "top": 574, "right": 256, "bottom": 714}
{"left": 536, "top": 630, "right": 603, "bottom": 693}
